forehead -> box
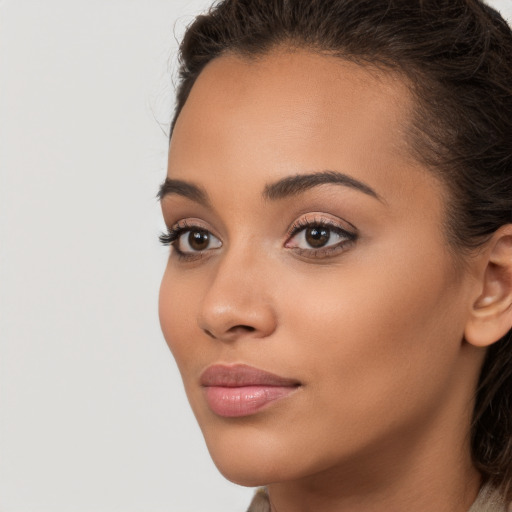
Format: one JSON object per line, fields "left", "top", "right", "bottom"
{"left": 168, "top": 49, "right": 436, "bottom": 207}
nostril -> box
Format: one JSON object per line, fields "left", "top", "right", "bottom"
{"left": 203, "top": 325, "right": 255, "bottom": 340}
{"left": 228, "top": 325, "right": 256, "bottom": 333}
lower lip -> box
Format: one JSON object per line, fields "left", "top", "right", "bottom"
{"left": 203, "top": 385, "right": 298, "bottom": 417}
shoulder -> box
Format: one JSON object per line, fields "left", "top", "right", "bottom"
{"left": 468, "top": 483, "right": 511, "bottom": 512}
{"left": 245, "top": 487, "right": 270, "bottom": 512}
{"left": 245, "top": 485, "right": 511, "bottom": 512}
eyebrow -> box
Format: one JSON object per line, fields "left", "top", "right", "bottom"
{"left": 157, "top": 178, "right": 210, "bottom": 206}
{"left": 263, "top": 170, "right": 380, "bottom": 201}
{"left": 158, "top": 170, "right": 381, "bottom": 204}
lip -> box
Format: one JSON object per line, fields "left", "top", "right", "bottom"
{"left": 200, "top": 364, "right": 301, "bottom": 418}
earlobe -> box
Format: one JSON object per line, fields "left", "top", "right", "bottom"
{"left": 464, "top": 226, "right": 512, "bottom": 348}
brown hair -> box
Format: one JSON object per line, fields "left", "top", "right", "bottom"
{"left": 170, "top": 0, "right": 512, "bottom": 499}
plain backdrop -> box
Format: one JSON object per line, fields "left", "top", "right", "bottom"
{"left": 0, "top": 1, "right": 511, "bottom": 511}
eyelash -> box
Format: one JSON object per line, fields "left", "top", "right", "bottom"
{"left": 159, "top": 217, "right": 357, "bottom": 261}
{"left": 159, "top": 220, "right": 191, "bottom": 246}
{"left": 285, "top": 216, "right": 357, "bottom": 259}
{"left": 159, "top": 220, "right": 212, "bottom": 261}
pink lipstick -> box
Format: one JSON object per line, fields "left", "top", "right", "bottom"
{"left": 200, "top": 364, "right": 300, "bottom": 418}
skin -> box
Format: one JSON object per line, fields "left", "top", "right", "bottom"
{"left": 158, "top": 50, "right": 491, "bottom": 511}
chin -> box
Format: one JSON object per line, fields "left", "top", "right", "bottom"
{"left": 215, "top": 463, "right": 275, "bottom": 488}
{"left": 211, "top": 451, "right": 292, "bottom": 488}
{"left": 199, "top": 423, "right": 295, "bottom": 486}
{"left": 200, "top": 421, "right": 329, "bottom": 487}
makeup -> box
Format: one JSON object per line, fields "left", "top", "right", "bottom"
{"left": 200, "top": 364, "right": 301, "bottom": 418}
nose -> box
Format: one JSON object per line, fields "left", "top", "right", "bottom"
{"left": 197, "top": 248, "right": 278, "bottom": 342}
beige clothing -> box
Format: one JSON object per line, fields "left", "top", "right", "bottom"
{"left": 246, "top": 484, "right": 511, "bottom": 512}
{"left": 468, "top": 484, "right": 511, "bottom": 512}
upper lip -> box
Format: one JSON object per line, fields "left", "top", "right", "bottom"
{"left": 200, "top": 364, "right": 301, "bottom": 388}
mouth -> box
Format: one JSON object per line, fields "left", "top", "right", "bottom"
{"left": 200, "top": 364, "right": 301, "bottom": 418}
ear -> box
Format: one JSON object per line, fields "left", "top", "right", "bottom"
{"left": 464, "top": 225, "right": 512, "bottom": 348}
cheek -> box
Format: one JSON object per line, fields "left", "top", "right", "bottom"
{"left": 281, "top": 236, "right": 466, "bottom": 430}
{"left": 159, "top": 267, "right": 201, "bottom": 372}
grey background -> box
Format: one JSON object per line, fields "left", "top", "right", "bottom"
{"left": 0, "top": 0, "right": 511, "bottom": 510}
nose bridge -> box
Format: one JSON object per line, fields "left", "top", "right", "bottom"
{"left": 198, "top": 239, "right": 277, "bottom": 340}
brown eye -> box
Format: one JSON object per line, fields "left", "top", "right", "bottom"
{"left": 175, "top": 228, "right": 222, "bottom": 255}
{"left": 285, "top": 220, "right": 356, "bottom": 258}
{"left": 305, "top": 226, "right": 330, "bottom": 248}
{"left": 188, "top": 230, "right": 210, "bottom": 251}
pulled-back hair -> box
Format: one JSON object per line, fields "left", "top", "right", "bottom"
{"left": 170, "top": 0, "right": 512, "bottom": 499}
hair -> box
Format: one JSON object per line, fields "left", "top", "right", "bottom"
{"left": 170, "top": 0, "right": 512, "bottom": 500}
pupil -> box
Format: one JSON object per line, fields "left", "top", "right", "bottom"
{"left": 189, "top": 230, "right": 209, "bottom": 250}
{"left": 306, "top": 226, "right": 330, "bottom": 248}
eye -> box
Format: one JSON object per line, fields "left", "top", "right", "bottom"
{"left": 285, "top": 217, "right": 357, "bottom": 258}
{"left": 159, "top": 222, "right": 222, "bottom": 259}
{"left": 176, "top": 228, "right": 222, "bottom": 254}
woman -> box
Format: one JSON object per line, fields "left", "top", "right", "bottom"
{"left": 158, "top": 0, "right": 512, "bottom": 510}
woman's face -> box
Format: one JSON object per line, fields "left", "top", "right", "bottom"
{"left": 159, "top": 51, "right": 480, "bottom": 486}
